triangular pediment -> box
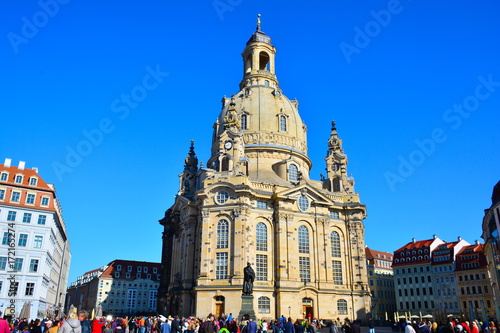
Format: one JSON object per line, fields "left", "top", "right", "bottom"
{"left": 275, "top": 183, "right": 333, "bottom": 206}
{"left": 170, "top": 194, "right": 191, "bottom": 212}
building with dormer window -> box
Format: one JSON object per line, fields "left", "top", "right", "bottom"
{"left": 455, "top": 243, "right": 494, "bottom": 320}
{"left": 66, "top": 259, "right": 161, "bottom": 316}
{"left": 158, "top": 18, "right": 370, "bottom": 319}
{"left": 0, "top": 158, "right": 71, "bottom": 319}
{"left": 430, "top": 237, "right": 469, "bottom": 318}
{"left": 365, "top": 247, "right": 396, "bottom": 322}
{"left": 392, "top": 236, "right": 444, "bottom": 317}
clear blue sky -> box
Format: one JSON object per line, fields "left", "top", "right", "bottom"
{"left": 1, "top": 1, "right": 499, "bottom": 283}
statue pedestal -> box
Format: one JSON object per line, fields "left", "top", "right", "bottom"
{"left": 238, "top": 294, "right": 255, "bottom": 321}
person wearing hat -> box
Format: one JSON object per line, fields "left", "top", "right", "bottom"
{"left": 405, "top": 322, "right": 416, "bottom": 333}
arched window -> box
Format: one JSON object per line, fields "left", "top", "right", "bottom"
{"left": 0, "top": 172, "right": 8, "bottom": 181}
{"left": 256, "top": 222, "right": 267, "bottom": 251}
{"left": 221, "top": 156, "right": 229, "bottom": 171}
{"left": 258, "top": 296, "right": 270, "bottom": 313}
{"left": 217, "top": 219, "right": 229, "bottom": 249}
{"left": 241, "top": 114, "right": 248, "bottom": 130}
{"left": 298, "top": 225, "right": 309, "bottom": 254}
{"left": 279, "top": 115, "right": 287, "bottom": 131}
{"left": 259, "top": 51, "right": 270, "bottom": 71}
{"left": 288, "top": 164, "right": 298, "bottom": 182}
{"left": 15, "top": 175, "right": 23, "bottom": 183}
{"left": 331, "top": 231, "right": 341, "bottom": 258}
{"left": 337, "top": 299, "right": 348, "bottom": 315}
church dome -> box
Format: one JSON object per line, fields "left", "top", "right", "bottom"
{"left": 211, "top": 21, "right": 310, "bottom": 173}
{"left": 215, "top": 87, "right": 308, "bottom": 157}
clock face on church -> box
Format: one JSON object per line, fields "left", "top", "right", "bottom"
{"left": 224, "top": 141, "right": 232, "bottom": 150}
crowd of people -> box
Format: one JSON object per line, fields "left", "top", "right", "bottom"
{"left": 394, "top": 318, "right": 500, "bottom": 333}
{"left": 0, "top": 311, "right": 329, "bottom": 333}
{"left": 3, "top": 309, "right": 500, "bottom": 333}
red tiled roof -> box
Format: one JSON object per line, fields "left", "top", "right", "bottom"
{"left": 365, "top": 247, "right": 393, "bottom": 261}
{"left": 394, "top": 238, "right": 435, "bottom": 252}
{"left": 100, "top": 259, "right": 161, "bottom": 278}
{"left": 0, "top": 163, "right": 53, "bottom": 191}
{"left": 455, "top": 244, "right": 487, "bottom": 271}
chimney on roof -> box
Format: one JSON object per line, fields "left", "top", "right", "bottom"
{"left": 476, "top": 240, "right": 480, "bottom": 245}
{"left": 18, "top": 161, "right": 25, "bottom": 170}
{"left": 458, "top": 236, "right": 462, "bottom": 241}
{"left": 412, "top": 238, "right": 416, "bottom": 243}
{"left": 4, "top": 158, "right": 11, "bottom": 167}
{"left": 32, "top": 167, "right": 38, "bottom": 173}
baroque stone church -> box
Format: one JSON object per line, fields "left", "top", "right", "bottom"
{"left": 158, "top": 19, "right": 371, "bottom": 320}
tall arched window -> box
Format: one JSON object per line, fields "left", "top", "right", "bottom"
{"left": 288, "top": 164, "right": 298, "bottom": 182}
{"left": 241, "top": 114, "right": 248, "bottom": 130}
{"left": 279, "top": 115, "right": 287, "bottom": 131}
{"left": 259, "top": 51, "right": 270, "bottom": 71}
{"left": 221, "top": 156, "right": 230, "bottom": 171}
{"left": 256, "top": 223, "right": 267, "bottom": 251}
{"left": 333, "top": 177, "right": 341, "bottom": 192}
{"left": 298, "top": 225, "right": 309, "bottom": 254}
{"left": 331, "top": 231, "right": 341, "bottom": 258}
{"left": 217, "top": 219, "right": 229, "bottom": 249}
{"left": 337, "top": 299, "right": 348, "bottom": 315}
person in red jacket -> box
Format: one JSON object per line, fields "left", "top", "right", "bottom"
{"left": 0, "top": 312, "right": 11, "bottom": 333}
{"left": 92, "top": 317, "right": 106, "bottom": 333}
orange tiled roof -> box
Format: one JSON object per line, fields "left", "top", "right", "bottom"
{"left": 365, "top": 247, "right": 393, "bottom": 261}
{"left": 0, "top": 163, "right": 53, "bottom": 191}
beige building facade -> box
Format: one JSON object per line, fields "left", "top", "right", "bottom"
{"left": 158, "top": 21, "right": 370, "bottom": 320}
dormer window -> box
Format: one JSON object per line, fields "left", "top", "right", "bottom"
{"left": 0, "top": 173, "right": 8, "bottom": 181}
{"left": 15, "top": 175, "right": 23, "bottom": 183}
{"left": 29, "top": 177, "right": 37, "bottom": 186}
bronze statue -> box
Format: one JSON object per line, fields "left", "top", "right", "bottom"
{"left": 243, "top": 262, "right": 255, "bottom": 295}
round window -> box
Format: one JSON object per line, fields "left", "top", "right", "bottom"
{"left": 216, "top": 191, "right": 230, "bottom": 204}
{"left": 298, "top": 195, "right": 309, "bottom": 211}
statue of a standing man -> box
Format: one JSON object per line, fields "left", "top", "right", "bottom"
{"left": 243, "top": 262, "right": 255, "bottom": 295}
